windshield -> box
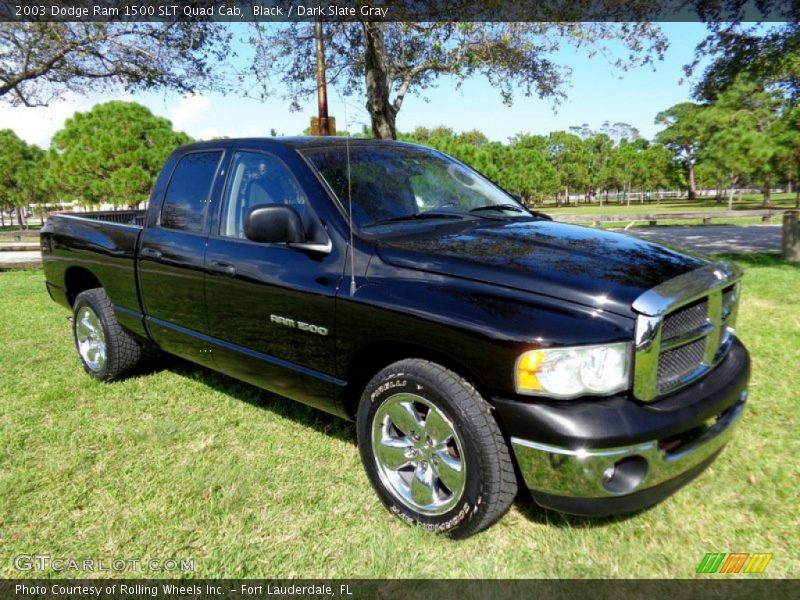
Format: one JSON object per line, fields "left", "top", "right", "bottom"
{"left": 301, "top": 144, "right": 527, "bottom": 230}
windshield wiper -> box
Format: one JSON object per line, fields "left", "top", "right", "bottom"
{"left": 469, "top": 203, "right": 527, "bottom": 214}
{"left": 469, "top": 204, "right": 554, "bottom": 220}
{"left": 366, "top": 211, "right": 466, "bottom": 227}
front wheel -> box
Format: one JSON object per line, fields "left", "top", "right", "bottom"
{"left": 357, "top": 359, "right": 518, "bottom": 538}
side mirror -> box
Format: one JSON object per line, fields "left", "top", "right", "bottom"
{"left": 244, "top": 204, "right": 306, "bottom": 244}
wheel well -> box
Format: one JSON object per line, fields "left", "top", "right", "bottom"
{"left": 342, "top": 341, "right": 483, "bottom": 418}
{"left": 64, "top": 267, "right": 101, "bottom": 306}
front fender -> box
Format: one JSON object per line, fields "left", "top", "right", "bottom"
{"left": 336, "top": 260, "right": 634, "bottom": 398}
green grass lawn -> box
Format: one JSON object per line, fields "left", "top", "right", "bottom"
{"left": 0, "top": 259, "right": 798, "bottom": 579}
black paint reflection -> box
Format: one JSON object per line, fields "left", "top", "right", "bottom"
{"left": 378, "top": 220, "right": 707, "bottom": 316}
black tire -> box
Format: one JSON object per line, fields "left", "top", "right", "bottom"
{"left": 72, "top": 288, "right": 143, "bottom": 381}
{"left": 357, "top": 359, "right": 518, "bottom": 538}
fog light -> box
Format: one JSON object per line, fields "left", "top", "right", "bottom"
{"left": 601, "top": 456, "right": 649, "bottom": 494}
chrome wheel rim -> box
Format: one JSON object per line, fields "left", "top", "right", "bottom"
{"left": 371, "top": 392, "right": 466, "bottom": 516}
{"left": 75, "top": 306, "right": 107, "bottom": 372}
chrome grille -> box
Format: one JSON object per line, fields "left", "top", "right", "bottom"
{"left": 661, "top": 300, "right": 708, "bottom": 340}
{"left": 657, "top": 338, "right": 707, "bottom": 392}
{"left": 632, "top": 263, "right": 742, "bottom": 402}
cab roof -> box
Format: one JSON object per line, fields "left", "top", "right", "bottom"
{"left": 175, "top": 136, "right": 421, "bottom": 153}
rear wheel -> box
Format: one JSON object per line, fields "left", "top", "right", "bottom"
{"left": 73, "top": 288, "right": 143, "bottom": 381}
{"left": 357, "top": 359, "right": 517, "bottom": 538}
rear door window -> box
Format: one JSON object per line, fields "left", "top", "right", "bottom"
{"left": 161, "top": 151, "right": 222, "bottom": 233}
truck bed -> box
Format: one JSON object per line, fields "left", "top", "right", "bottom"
{"left": 40, "top": 211, "right": 146, "bottom": 330}
{"left": 62, "top": 210, "right": 147, "bottom": 227}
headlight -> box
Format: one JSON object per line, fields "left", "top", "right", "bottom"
{"left": 515, "top": 343, "right": 631, "bottom": 399}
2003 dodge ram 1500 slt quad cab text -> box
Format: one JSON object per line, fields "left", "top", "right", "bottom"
{"left": 41, "top": 138, "right": 750, "bottom": 538}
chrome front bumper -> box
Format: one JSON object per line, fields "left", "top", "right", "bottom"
{"left": 511, "top": 391, "right": 746, "bottom": 501}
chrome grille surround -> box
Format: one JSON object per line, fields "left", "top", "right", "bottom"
{"left": 632, "top": 262, "right": 743, "bottom": 402}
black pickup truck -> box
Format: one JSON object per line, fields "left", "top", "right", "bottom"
{"left": 41, "top": 138, "right": 750, "bottom": 537}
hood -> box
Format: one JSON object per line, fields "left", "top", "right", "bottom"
{"left": 375, "top": 219, "right": 708, "bottom": 317}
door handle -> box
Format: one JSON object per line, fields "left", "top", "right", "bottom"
{"left": 208, "top": 260, "right": 236, "bottom": 276}
{"left": 140, "top": 247, "right": 162, "bottom": 259}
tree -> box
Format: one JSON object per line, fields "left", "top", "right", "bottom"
{"left": 725, "top": 81, "right": 781, "bottom": 205}
{"left": 0, "top": 22, "right": 230, "bottom": 106}
{"left": 501, "top": 144, "right": 560, "bottom": 205}
{"left": 546, "top": 131, "right": 591, "bottom": 205}
{"left": 701, "top": 127, "right": 764, "bottom": 210}
{"left": 639, "top": 143, "right": 674, "bottom": 202}
{"left": 655, "top": 102, "right": 707, "bottom": 201}
{"left": 248, "top": 21, "right": 666, "bottom": 139}
{"left": 703, "top": 79, "right": 783, "bottom": 206}
{"left": 685, "top": 18, "right": 798, "bottom": 206}
{"left": 583, "top": 133, "right": 614, "bottom": 204}
{"left": 49, "top": 101, "right": 191, "bottom": 207}
{"left": 773, "top": 104, "right": 800, "bottom": 207}
{"left": 15, "top": 144, "right": 50, "bottom": 225}
{"left": 0, "top": 130, "right": 47, "bottom": 229}
{"left": 607, "top": 139, "right": 645, "bottom": 206}
{"left": 456, "top": 130, "right": 490, "bottom": 147}
{"left": 689, "top": 22, "right": 800, "bottom": 103}
{"left": 600, "top": 121, "right": 641, "bottom": 145}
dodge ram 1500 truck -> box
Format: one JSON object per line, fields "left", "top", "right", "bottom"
{"left": 41, "top": 138, "right": 750, "bottom": 538}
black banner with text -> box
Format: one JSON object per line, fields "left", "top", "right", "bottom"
{"left": 2, "top": 579, "right": 799, "bottom": 600}
{"left": 1, "top": 0, "right": 798, "bottom": 23}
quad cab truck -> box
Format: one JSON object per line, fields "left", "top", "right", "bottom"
{"left": 41, "top": 138, "right": 750, "bottom": 538}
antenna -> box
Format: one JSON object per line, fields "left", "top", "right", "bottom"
{"left": 340, "top": 90, "right": 357, "bottom": 296}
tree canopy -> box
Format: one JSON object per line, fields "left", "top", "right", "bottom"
{"left": 0, "top": 129, "right": 47, "bottom": 228}
{"left": 655, "top": 102, "right": 708, "bottom": 200}
{"left": 0, "top": 22, "right": 231, "bottom": 106}
{"left": 690, "top": 22, "right": 800, "bottom": 103}
{"left": 396, "top": 123, "right": 686, "bottom": 207}
{"left": 49, "top": 101, "right": 191, "bottom": 207}
{"left": 248, "top": 21, "right": 666, "bottom": 139}
{"left": 2, "top": 18, "right": 798, "bottom": 213}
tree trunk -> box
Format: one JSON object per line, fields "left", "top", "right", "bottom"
{"left": 761, "top": 173, "right": 773, "bottom": 207}
{"left": 687, "top": 151, "right": 697, "bottom": 201}
{"left": 727, "top": 184, "right": 735, "bottom": 212}
{"left": 362, "top": 22, "right": 396, "bottom": 140}
{"left": 15, "top": 205, "right": 27, "bottom": 230}
{"left": 796, "top": 163, "right": 800, "bottom": 208}
{"left": 783, "top": 210, "right": 800, "bottom": 262}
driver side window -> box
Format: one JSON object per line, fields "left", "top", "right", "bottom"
{"left": 220, "top": 151, "right": 309, "bottom": 239}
